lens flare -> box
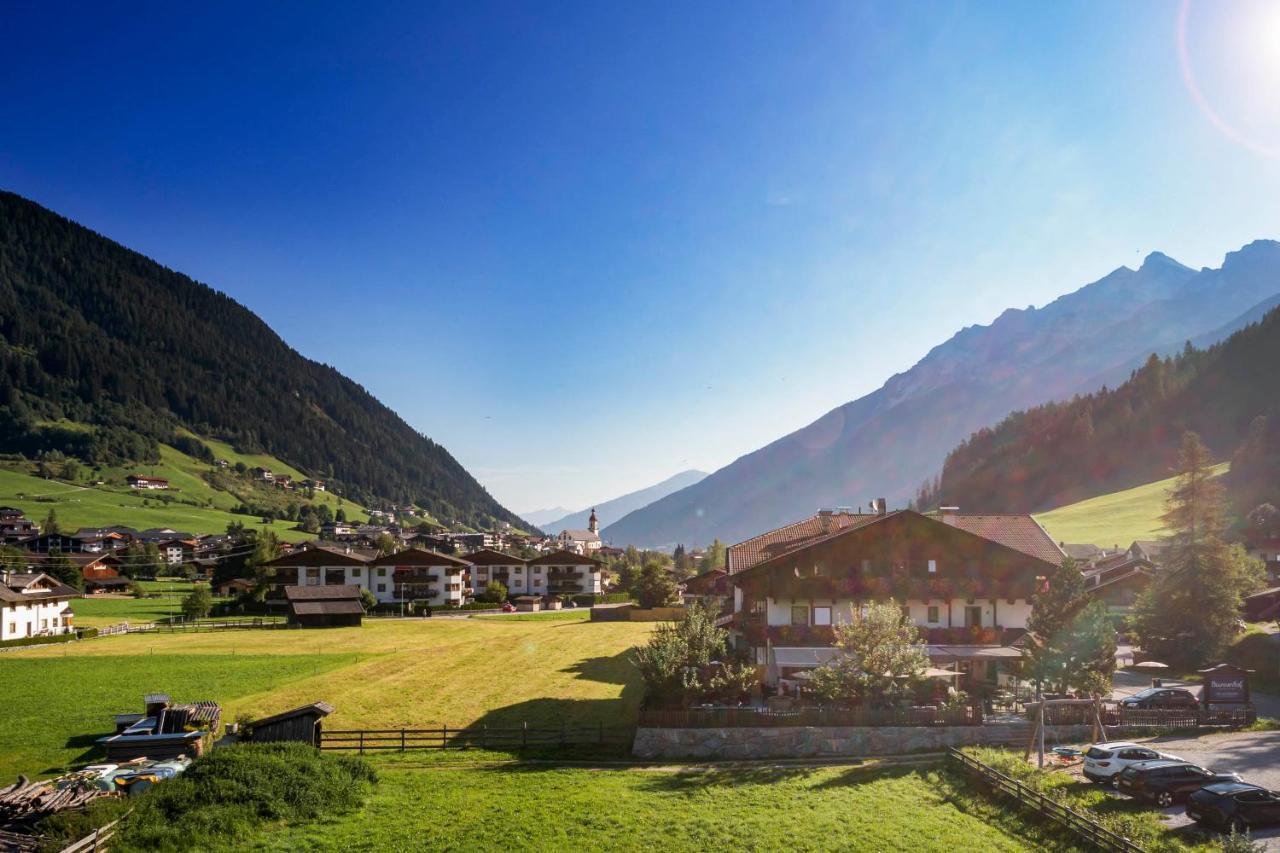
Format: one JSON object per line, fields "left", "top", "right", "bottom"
{"left": 1177, "top": 0, "right": 1280, "bottom": 159}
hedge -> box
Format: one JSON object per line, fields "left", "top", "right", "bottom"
{"left": 0, "top": 632, "right": 77, "bottom": 649}
{"left": 573, "top": 592, "right": 633, "bottom": 606}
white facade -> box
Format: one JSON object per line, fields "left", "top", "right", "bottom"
{"left": 762, "top": 596, "right": 1032, "bottom": 632}
{"left": 471, "top": 560, "right": 534, "bottom": 595}
{"left": 1, "top": 575, "right": 76, "bottom": 641}
{"left": 283, "top": 563, "right": 397, "bottom": 604}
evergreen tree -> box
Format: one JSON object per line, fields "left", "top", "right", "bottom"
{"left": 42, "top": 508, "right": 60, "bottom": 535}
{"left": 1132, "top": 432, "right": 1265, "bottom": 665}
{"left": 43, "top": 554, "right": 84, "bottom": 592}
{"left": 181, "top": 585, "right": 213, "bottom": 619}
{"left": 634, "top": 561, "right": 679, "bottom": 608}
{"left": 1024, "top": 556, "right": 1113, "bottom": 694}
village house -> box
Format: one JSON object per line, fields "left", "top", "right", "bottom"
{"left": 302, "top": 478, "right": 326, "bottom": 492}
{"left": 725, "top": 504, "right": 1064, "bottom": 691}
{"left": 0, "top": 507, "right": 39, "bottom": 543}
{"left": 263, "top": 544, "right": 386, "bottom": 602}
{"left": 215, "top": 577, "right": 256, "bottom": 597}
{"left": 370, "top": 548, "right": 471, "bottom": 607}
{"left": 20, "top": 531, "right": 102, "bottom": 554}
{"left": 528, "top": 549, "right": 604, "bottom": 597}
{"left": 1, "top": 571, "right": 78, "bottom": 641}
{"left": 1082, "top": 551, "right": 1156, "bottom": 614}
{"left": 126, "top": 474, "right": 169, "bottom": 490}
{"left": 251, "top": 467, "right": 274, "bottom": 482}
{"left": 58, "top": 553, "right": 131, "bottom": 593}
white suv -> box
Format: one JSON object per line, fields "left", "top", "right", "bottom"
{"left": 1083, "top": 742, "right": 1185, "bottom": 785}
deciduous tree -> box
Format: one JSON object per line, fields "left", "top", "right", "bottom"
{"left": 808, "top": 600, "right": 928, "bottom": 707}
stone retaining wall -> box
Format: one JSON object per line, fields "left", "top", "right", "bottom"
{"left": 632, "top": 723, "right": 1096, "bottom": 760}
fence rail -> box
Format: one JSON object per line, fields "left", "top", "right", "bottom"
{"left": 637, "top": 704, "right": 984, "bottom": 729}
{"left": 319, "top": 723, "right": 632, "bottom": 753}
{"left": 947, "top": 749, "right": 1143, "bottom": 852}
{"left": 60, "top": 810, "right": 129, "bottom": 853}
{"left": 1034, "top": 704, "right": 1255, "bottom": 729}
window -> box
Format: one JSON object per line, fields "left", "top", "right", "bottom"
{"left": 352, "top": 568, "right": 362, "bottom": 577}
{"left": 964, "top": 606, "right": 982, "bottom": 627}
{"left": 377, "top": 584, "right": 386, "bottom": 593}
{"left": 813, "top": 606, "right": 832, "bottom": 626}
{"left": 306, "top": 568, "right": 320, "bottom": 581}
{"left": 515, "top": 566, "right": 523, "bottom": 574}
{"left": 790, "top": 606, "right": 810, "bottom": 626}
{"left": 927, "top": 559, "right": 937, "bottom": 574}
{"left": 533, "top": 567, "right": 542, "bottom": 574}
{"left": 861, "top": 559, "right": 871, "bottom": 574}
{"left": 927, "top": 605, "right": 940, "bottom": 623}
{"left": 378, "top": 568, "right": 388, "bottom": 577}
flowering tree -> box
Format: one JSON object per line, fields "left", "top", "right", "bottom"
{"left": 807, "top": 600, "right": 928, "bottom": 707}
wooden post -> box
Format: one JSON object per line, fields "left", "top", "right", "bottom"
{"left": 482, "top": 724, "right": 487, "bottom": 750}
{"left": 443, "top": 723, "right": 448, "bottom": 750}
{"left": 400, "top": 728, "right": 406, "bottom": 752}
{"left": 522, "top": 721, "right": 528, "bottom": 751}
{"left": 358, "top": 731, "right": 364, "bottom": 755}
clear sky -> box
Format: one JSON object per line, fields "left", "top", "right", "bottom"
{"left": 4, "top": 1, "right": 1280, "bottom": 514}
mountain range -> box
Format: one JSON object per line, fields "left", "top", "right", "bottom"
{"left": 534, "top": 469, "right": 707, "bottom": 535}
{"left": 603, "top": 240, "right": 1280, "bottom": 548}
{"left": 0, "top": 191, "right": 526, "bottom": 530}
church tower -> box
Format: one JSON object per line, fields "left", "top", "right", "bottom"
{"left": 588, "top": 508, "right": 599, "bottom": 534}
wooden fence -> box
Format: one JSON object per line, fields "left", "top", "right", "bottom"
{"left": 1037, "top": 704, "right": 1256, "bottom": 730}
{"left": 60, "top": 811, "right": 129, "bottom": 853}
{"left": 637, "top": 704, "right": 984, "bottom": 729}
{"left": 134, "top": 618, "right": 288, "bottom": 633}
{"left": 947, "top": 749, "right": 1143, "bottom": 852}
{"left": 319, "top": 723, "right": 633, "bottom": 753}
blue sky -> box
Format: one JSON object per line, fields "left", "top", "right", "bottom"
{"left": 4, "top": 1, "right": 1280, "bottom": 513}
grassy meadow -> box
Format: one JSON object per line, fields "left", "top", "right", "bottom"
{"left": 1034, "top": 462, "right": 1229, "bottom": 547}
{"left": 0, "top": 614, "right": 653, "bottom": 780}
{"left": 234, "top": 762, "right": 1039, "bottom": 852}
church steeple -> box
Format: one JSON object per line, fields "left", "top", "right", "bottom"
{"left": 588, "top": 507, "right": 599, "bottom": 534}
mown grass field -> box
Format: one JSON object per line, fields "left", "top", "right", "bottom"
{"left": 1035, "top": 462, "right": 1229, "bottom": 547}
{"left": 0, "top": 614, "right": 653, "bottom": 779}
{"left": 71, "top": 579, "right": 234, "bottom": 627}
{"left": 237, "top": 762, "right": 1037, "bottom": 852}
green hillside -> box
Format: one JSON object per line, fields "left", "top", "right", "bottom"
{"left": 0, "top": 433, "right": 384, "bottom": 540}
{"left": 1035, "top": 462, "right": 1229, "bottom": 547}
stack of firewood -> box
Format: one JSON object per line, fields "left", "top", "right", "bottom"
{"left": 0, "top": 775, "right": 108, "bottom": 825}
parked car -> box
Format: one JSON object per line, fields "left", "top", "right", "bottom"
{"left": 1116, "top": 760, "right": 1241, "bottom": 807}
{"left": 1187, "top": 783, "right": 1280, "bottom": 833}
{"left": 501, "top": 602, "right": 516, "bottom": 613}
{"left": 1118, "top": 687, "right": 1199, "bottom": 710}
{"left": 1083, "top": 742, "right": 1184, "bottom": 784}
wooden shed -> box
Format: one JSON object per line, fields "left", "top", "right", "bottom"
{"left": 245, "top": 702, "right": 335, "bottom": 746}
{"left": 284, "top": 584, "right": 363, "bottom": 627}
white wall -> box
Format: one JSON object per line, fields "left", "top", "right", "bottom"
{"left": 1, "top": 597, "right": 74, "bottom": 641}
{"left": 761, "top": 596, "right": 1032, "bottom": 631}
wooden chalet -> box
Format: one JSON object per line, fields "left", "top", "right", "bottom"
{"left": 284, "top": 584, "right": 364, "bottom": 628}
{"left": 726, "top": 506, "right": 1064, "bottom": 690}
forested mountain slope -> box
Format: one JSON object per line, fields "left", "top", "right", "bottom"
{"left": 0, "top": 191, "right": 524, "bottom": 529}
{"left": 936, "top": 304, "right": 1280, "bottom": 516}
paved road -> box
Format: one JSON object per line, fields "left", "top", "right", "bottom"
{"left": 1135, "top": 730, "right": 1280, "bottom": 849}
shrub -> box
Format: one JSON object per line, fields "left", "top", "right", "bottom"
{"left": 0, "top": 633, "right": 75, "bottom": 649}
{"left": 103, "top": 743, "right": 375, "bottom": 852}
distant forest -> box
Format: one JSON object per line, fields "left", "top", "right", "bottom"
{"left": 0, "top": 191, "right": 525, "bottom": 530}
{"left": 924, "top": 303, "right": 1280, "bottom": 519}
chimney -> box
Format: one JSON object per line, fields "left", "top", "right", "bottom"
{"left": 874, "top": 498, "right": 887, "bottom": 516}
{"left": 818, "top": 508, "right": 834, "bottom": 533}
{"left": 939, "top": 506, "right": 960, "bottom": 525}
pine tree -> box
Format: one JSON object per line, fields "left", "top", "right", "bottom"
{"left": 1132, "top": 432, "right": 1265, "bottom": 665}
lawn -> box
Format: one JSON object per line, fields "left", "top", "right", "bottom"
{"left": 1035, "top": 463, "right": 1229, "bottom": 548}
{"left": 72, "top": 579, "right": 230, "bottom": 627}
{"left": 0, "top": 617, "right": 654, "bottom": 778}
{"left": 235, "top": 763, "right": 1036, "bottom": 852}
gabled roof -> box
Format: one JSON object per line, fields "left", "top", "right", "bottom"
{"left": 266, "top": 545, "right": 374, "bottom": 567}
{"left": 734, "top": 509, "right": 1062, "bottom": 582}
{"left": 0, "top": 572, "right": 80, "bottom": 603}
{"left": 527, "top": 549, "right": 602, "bottom": 567}
{"left": 367, "top": 547, "right": 472, "bottom": 568}
{"left": 726, "top": 512, "right": 882, "bottom": 573}
{"left": 1061, "top": 543, "right": 1104, "bottom": 561}
{"left": 284, "top": 584, "right": 362, "bottom": 601}
{"left": 558, "top": 529, "right": 600, "bottom": 541}
{"left": 248, "top": 702, "right": 335, "bottom": 729}
{"left": 940, "top": 515, "right": 1065, "bottom": 564}
{"left": 290, "top": 600, "right": 364, "bottom": 616}
{"left": 463, "top": 548, "right": 527, "bottom": 567}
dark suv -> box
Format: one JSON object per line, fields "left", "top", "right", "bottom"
{"left": 1116, "top": 760, "right": 1241, "bottom": 807}
{"left": 1118, "top": 687, "right": 1199, "bottom": 709}
{"left": 1187, "top": 783, "right": 1280, "bottom": 833}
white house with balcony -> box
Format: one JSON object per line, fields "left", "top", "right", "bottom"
{"left": 465, "top": 548, "right": 534, "bottom": 596}
{"left": 369, "top": 548, "right": 471, "bottom": 607}
{"left": 1, "top": 572, "right": 78, "bottom": 641}
{"left": 264, "top": 544, "right": 393, "bottom": 603}
{"left": 527, "top": 550, "right": 604, "bottom": 598}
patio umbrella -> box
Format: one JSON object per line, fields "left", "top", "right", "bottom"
{"left": 923, "top": 667, "right": 961, "bottom": 679}
{"left": 1131, "top": 661, "right": 1169, "bottom": 669}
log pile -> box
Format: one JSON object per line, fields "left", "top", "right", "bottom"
{"left": 0, "top": 774, "right": 108, "bottom": 826}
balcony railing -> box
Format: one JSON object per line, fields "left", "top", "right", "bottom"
{"left": 923, "top": 626, "right": 1000, "bottom": 645}
{"left": 547, "top": 569, "right": 582, "bottom": 580}
{"left": 394, "top": 572, "right": 440, "bottom": 583}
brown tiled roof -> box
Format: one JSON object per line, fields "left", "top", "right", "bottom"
{"left": 284, "top": 584, "right": 362, "bottom": 601}
{"left": 527, "top": 549, "right": 602, "bottom": 567}
{"left": 0, "top": 573, "right": 80, "bottom": 603}
{"left": 726, "top": 512, "right": 881, "bottom": 574}
{"left": 941, "top": 515, "right": 1065, "bottom": 564}
{"left": 462, "top": 548, "right": 526, "bottom": 567}
{"left": 367, "top": 547, "right": 471, "bottom": 568}
{"left": 727, "top": 509, "right": 1065, "bottom": 573}
{"left": 266, "top": 545, "right": 373, "bottom": 567}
